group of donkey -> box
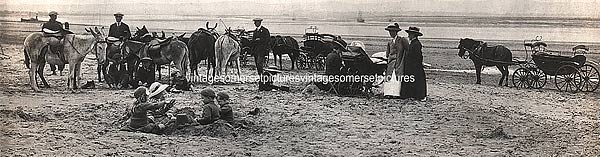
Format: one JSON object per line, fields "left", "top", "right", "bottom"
{"left": 23, "top": 22, "right": 303, "bottom": 92}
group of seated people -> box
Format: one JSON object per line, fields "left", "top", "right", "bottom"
{"left": 120, "top": 82, "right": 232, "bottom": 134}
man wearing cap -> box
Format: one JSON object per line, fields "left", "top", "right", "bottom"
{"left": 42, "top": 11, "right": 68, "bottom": 63}
{"left": 402, "top": 26, "right": 427, "bottom": 101}
{"left": 135, "top": 57, "right": 156, "bottom": 87}
{"left": 196, "top": 88, "right": 220, "bottom": 125}
{"left": 108, "top": 12, "right": 131, "bottom": 40}
{"left": 384, "top": 23, "right": 409, "bottom": 98}
{"left": 251, "top": 18, "right": 270, "bottom": 76}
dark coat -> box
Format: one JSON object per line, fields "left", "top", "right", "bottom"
{"left": 42, "top": 20, "right": 63, "bottom": 32}
{"left": 197, "top": 102, "right": 220, "bottom": 125}
{"left": 401, "top": 38, "right": 427, "bottom": 99}
{"left": 108, "top": 22, "right": 131, "bottom": 40}
{"left": 252, "top": 26, "right": 270, "bottom": 75}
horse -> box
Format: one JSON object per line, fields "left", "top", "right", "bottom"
{"left": 270, "top": 35, "right": 300, "bottom": 70}
{"left": 457, "top": 38, "right": 512, "bottom": 86}
{"left": 24, "top": 27, "right": 106, "bottom": 92}
{"left": 214, "top": 29, "right": 246, "bottom": 82}
{"left": 187, "top": 22, "right": 219, "bottom": 78}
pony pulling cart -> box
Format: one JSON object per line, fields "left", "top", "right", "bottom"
{"left": 458, "top": 36, "right": 599, "bottom": 93}
{"left": 512, "top": 37, "right": 599, "bottom": 92}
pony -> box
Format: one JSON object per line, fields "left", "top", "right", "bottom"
{"left": 458, "top": 38, "right": 512, "bottom": 86}
{"left": 23, "top": 27, "right": 106, "bottom": 92}
{"left": 270, "top": 35, "right": 300, "bottom": 70}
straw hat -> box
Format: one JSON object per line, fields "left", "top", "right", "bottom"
{"left": 140, "top": 57, "right": 153, "bottom": 62}
{"left": 114, "top": 12, "right": 124, "bottom": 17}
{"left": 405, "top": 26, "right": 423, "bottom": 36}
{"left": 148, "top": 82, "right": 168, "bottom": 98}
{"left": 48, "top": 11, "right": 58, "bottom": 16}
{"left": 385, "top": 23, "right": 401, "bottom": 31}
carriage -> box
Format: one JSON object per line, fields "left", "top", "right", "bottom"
{"left": 298, "top": 26, "right": 346, "bottom": 70}
{"left": 511, "top": 36, "right": 600, "bottom": 92}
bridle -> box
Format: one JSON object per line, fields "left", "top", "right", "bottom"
{"left": 458, "top": 41, "right": 483, "bottom": 59}
{"left": 65, "top": 34, "right": 103, "bottom": 57}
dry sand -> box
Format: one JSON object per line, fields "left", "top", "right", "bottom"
{"left": 1, "top": 20, "right": 600, "bottom": 156}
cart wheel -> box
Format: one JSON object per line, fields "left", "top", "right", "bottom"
{"left": 297, "top": 54, "right": 307, "bottom": 69}
{"left": 315, "top": 57, "right": 325, "bottom": 71}
{"left": 528, "top": 68, "right": 547, "bottom": 89}
{"left": 554, "top": 65, "right": 582, "bottom": 93}
{"left": 579, "top": 64, "right": 600, "bottom": 92}
{"left": 512, "top": 68, "right": 531, "bottom": 89}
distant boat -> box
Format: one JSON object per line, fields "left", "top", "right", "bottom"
{"left": 356, "top": 11, "right": 365, "bottom": 23}
{"left": 21, "top": 14, "right": 40, "bottom": 23}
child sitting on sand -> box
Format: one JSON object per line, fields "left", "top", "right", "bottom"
{"left": 217, "top": 92, "right": 234, "bottom": 123}
{"left": 194, "top": 88, "right": 220, "bottom": 125}
{"left": 121, "top": 86, "right": 175, "bottom": 134}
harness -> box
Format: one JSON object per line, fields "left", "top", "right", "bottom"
{"left": 64, "top": 35, "right": 99, "bottom": 62}
{"left": 459, "top": 41, "right": 517, "bottom": 65}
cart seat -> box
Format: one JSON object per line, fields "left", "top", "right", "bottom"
{"left": 532, "top": 53, "right": 586, "bottom": 67}
{"left": 524, "top": 41, "right": 547, "bottom": 47}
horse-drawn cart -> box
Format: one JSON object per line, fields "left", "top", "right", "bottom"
{"left": 512, "top": 37, "right": 600, "bottom": 92}
{"left": 298, "top": 26, "right": 347, "bottom": 70}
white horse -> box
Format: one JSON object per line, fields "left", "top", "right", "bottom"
{"left": 23, "top": 27, "right": 106, "bottom": 92}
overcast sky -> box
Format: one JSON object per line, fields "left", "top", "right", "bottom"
{"left": 2, "top": 0, "right": 600, "bottom": 17}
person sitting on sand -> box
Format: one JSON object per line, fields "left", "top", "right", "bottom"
{"left": 147, "top": 82, "right": 176, "bottom": 116}
{"left": 194, "top": 88, "right": 220, "bottom": 125}
{"left": 168, "top": 70, "right": 192, "bottom": 92}
{"left": 217, "top": 92, "right": 234, "bottom": 123}
{"left": 121, "top": 86, "right": 175, "bottom": 134}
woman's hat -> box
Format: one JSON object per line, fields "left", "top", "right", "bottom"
{"left": 114, "top": 12, "right": 124, "bottom": 17}
{"left": 385, "top": 23, "right": 401, "bottom": 31}
{"left": 133, "top": 87, "right": 148, "bottom": 98}
{"left": 141, "top": 57, "right": 153, "bottom": 62}
{"left": 405, "top": 26, "right": 423, "bottom": 36}
{"left": 148, "top": 82, "right": 169, "bottom": 98}
{"left": 200, "top": 88, "right": 216, "bottom": 98}
{"left": 48, "top": 11, "right": 58, "bottom": 16}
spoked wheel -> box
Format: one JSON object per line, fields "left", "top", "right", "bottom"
{"left": 579, "top": 64, "right": 600, "bottom": 92}
{"left": 297, "top": 53, "right": 308, "bottom": 70}
{"left": 528, "top": 68, "right": 547, "bottom": 89}
{"left": 315, "top": 57, "right": 325, "bottom": 71}
{"left": 512, "top": 68, "right": 531, "bottom": 89}
{"left": 554, "top": 65, "right": 582, "bottom": 93}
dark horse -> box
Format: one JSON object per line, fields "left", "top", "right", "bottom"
{"left": 187, "top": 22, "right": 219, "bottom": 78}
{"left": 458, "top": 38, "right": 512, "bottom": 86}
{"left": 270, "top": 35, "right": 300, "bottom": 70}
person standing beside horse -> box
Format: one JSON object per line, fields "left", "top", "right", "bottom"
{"left": 251, "top": 18, "right": 270, "bottom": 76}
{"left": 108, "top": 12, "right": 131, "bottom": 41}
{"left": 401, "top": 27, "right": 427, "bottom": 101}
{"left": 384, "top": 23, "right": 409, "bottom": 99}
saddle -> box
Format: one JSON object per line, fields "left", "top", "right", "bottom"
{"left": 41, "top": 35, "right": 66, "bottom": 63}
{"left": 148, "top": 36, "right": 173, "bottom": 51}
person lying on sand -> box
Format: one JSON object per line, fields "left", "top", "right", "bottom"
{"left": 194, "top": 88, "right": 220, "bottom": 125}
{"left": 217, "top": 92, "right": 234, "bottom": 123}
{"left": 121, "top": 86, "right": 176, "bottom": 134}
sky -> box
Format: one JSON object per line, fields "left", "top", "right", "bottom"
{"left": 2, "top": 0, "right": 600, "bottom": 17}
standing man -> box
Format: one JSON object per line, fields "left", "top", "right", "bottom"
{"left": 384, "top": 23, "right": 409, "bottom": 98}
{"left": 108, "top": 12, "right": 131, "bottom": 41}
{"left": 251, "top": 18, "right": 270, "bottom": 75}
{"left": 42, "top": 11, "right": 67, "bottom": 64}
{"left": 401, "top": 27, "right": 427, "bottom": 101}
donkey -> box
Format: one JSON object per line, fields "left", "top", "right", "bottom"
{"left": 187, "top": 22, "right": 219, "bottom": 78}
{"left": 24, "top": 27, "right": 106, "bottom": 92}
{"left": 458, "top": 38, "right": 512, "bottom": 86}
{"left": 214, "top": 29, "right": 246, "bottom": 82}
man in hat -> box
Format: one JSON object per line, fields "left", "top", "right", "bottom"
{"left": 42, "top": 11, "right": 68, "bottom": 63}
{"left": 251, "top": 18, "right": 270, "bottom": 76}
{"left": 402, "top": 26, "right": 427, "bottom": 101}
{"left": 108, "top": 12, "right": 131, "bottom": 40}
{"left": 195, "top": 88, "right": 220, "bottom": 125}
{"left": 384, "top": 23, "right": 409, "bottom": 98}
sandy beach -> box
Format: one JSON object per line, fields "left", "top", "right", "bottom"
{"left": 1, "top": 12, "right": 600, "bottom": 156}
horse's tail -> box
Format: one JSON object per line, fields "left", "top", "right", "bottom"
{"left": 24, "top": 48, "right": 31, "bottom": 69}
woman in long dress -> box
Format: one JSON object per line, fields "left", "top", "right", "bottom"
{"left": 401, "top": 27, "right": 427, "bottom": 101}
{"left": 384, "top": 23, "right": 409, "bottom": 98}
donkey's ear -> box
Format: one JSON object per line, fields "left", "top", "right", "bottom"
{"left": 84, "top": 28, "right": 90, "bottom": 32}
{"left": 136, "top": 27, "right": 140, "bottom": 31}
